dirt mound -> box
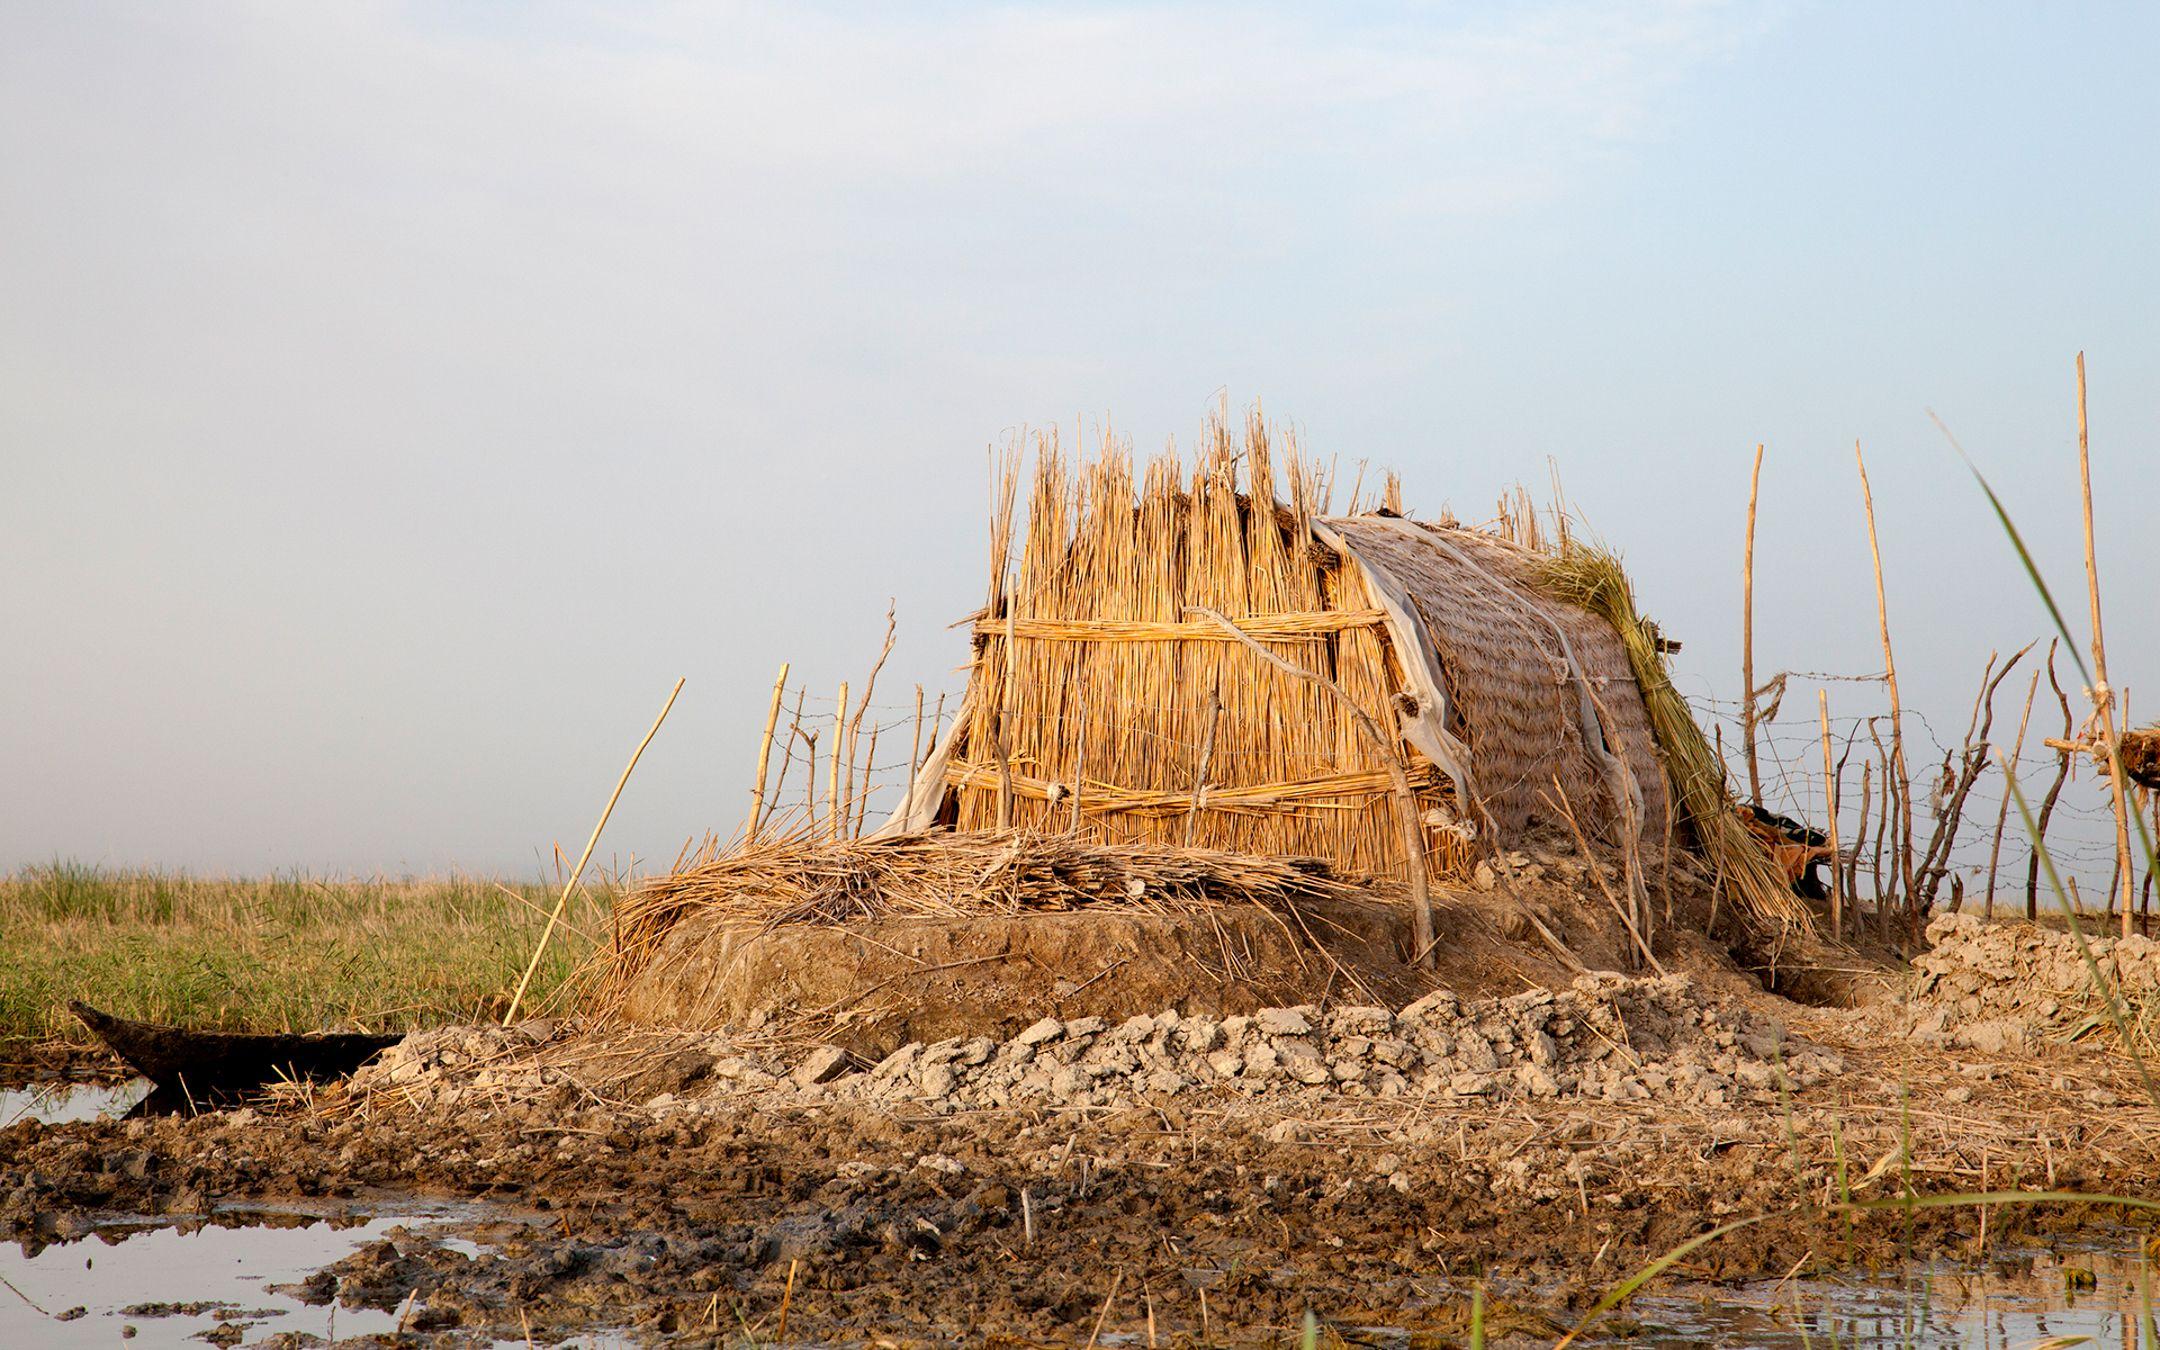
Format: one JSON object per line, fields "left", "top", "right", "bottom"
{"left": 609, "top": 896, "right": 1527, "bottom": 1058}
{"left": 1910, "top": 912, "right": 2160, "bottom": 1052}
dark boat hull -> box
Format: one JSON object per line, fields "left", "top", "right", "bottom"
{"left": 69, "top": 1001, "right": 401, "bottom": 1106}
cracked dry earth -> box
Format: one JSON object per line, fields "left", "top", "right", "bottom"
{"left": 7, "top": 966, "right": 2160, "bottom": 1346}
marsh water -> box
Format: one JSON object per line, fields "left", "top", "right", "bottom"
{"left": 1607, "top": 1240, "right": 2158, "bottom": 1347}
{"left": 0, "top": 1205, "right": 487, "bottom": 1347}
{"left": 1, "top": 1078, "right": 153, "bottom": 1127}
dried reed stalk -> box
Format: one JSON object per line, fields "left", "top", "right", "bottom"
{"left": 505, "top": 676, "right": 684, "bottom": 1025}
{"left": 1185, "top": 686, "right": 1221, "bottom": 845}
{"left": 906, "top": 685, "right": 926, "bottom": 812}
{"left": 1546, "top": 776, "right": 1663, "bottom": 975}
{"left": 948, "top": 761, "right": 1441, "bottom": 816}
{"left": 1915, "top": 645, "right": 2031, "bottom": 908}
{"left": 970, "top": 611, "right": 1387, "bottom": 643}
{"left": 1849, "top": 759, "right": 1871, "bottom": 907}
{"left": 853, "top": 722, "right": 881, "bottom": 838}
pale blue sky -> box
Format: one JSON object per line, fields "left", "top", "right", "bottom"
{"left": 3, "top": 2, "right": 2155, "bottom": 885}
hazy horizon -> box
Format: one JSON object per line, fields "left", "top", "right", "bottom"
{"left": 5, "top": 3, "right": 2155, "bottom": 896}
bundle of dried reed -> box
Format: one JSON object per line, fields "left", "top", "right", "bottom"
{"left": 1532, "top": 543, "right": 1816, "bottom": 934}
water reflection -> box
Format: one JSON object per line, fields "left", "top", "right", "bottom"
{"left": 1625, "top": 1240, "right": 2158, "bottom": 1347}
{"left": 0, "top": 1202, "right": 499, "bottom": 1349}
{"left": 0, "top": 1079, "right": 152, "bottom": 1126}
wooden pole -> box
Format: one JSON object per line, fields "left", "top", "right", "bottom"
{"left": 1855, "top": 443, "right": 1916, "bottom": 939}
{"left": 504, "top": 676, "right": 684, "bottom": 1025}
{"left": 923, "top": 693, "right": 947, "bottom": 770}
{"left": 1850, "top": 759, "right": 1872, "bottom": 911}
{"left": 828, "top": 681, "right": 847, "bottom": 842}
{"left": 768, "top": 690, "right": 804, "bottom": 838}
{"left": 1818, "top": 690, "right": 1842, "bottom": 943}
{"left": 853, "top": 722, "right": 881, "bottom": 838}
{"left": 991, "top": 710, "right": 1014, "bottom": 831}
{"left": 2074, "top": 353, "right": 2138, "bottom": 939}
{"left": 1741, "top": 444, "right": 1766, "bottom": 807}
{"left": 745, "top": 663, "right": 790, "bottom": 844}
{"left": 1984, "top": 669, "right": 2041, "bottom": 920}
{"left": 842, "top": 606, "right": 898, "bottom": 841}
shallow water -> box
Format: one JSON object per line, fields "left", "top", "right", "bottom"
{"left": 0, "top": 1079, "right": 153, "bottom": 1126}
{"left": 0, "top": 1201, "right": 498, "bottom": 1348}
{"left": 1622, "top": 1240, "right": 2158, "bottom": 1347}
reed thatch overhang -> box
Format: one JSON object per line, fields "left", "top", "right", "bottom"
{"left": 873, "top": 422, "right": 1679, "bottom": 887}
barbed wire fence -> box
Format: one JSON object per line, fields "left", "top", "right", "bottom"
{"left": 711, "top": 641, "right": 2153, "bottom": 936}
{"left": 1679, "top": 657, "right": 2153, "bottom": 927}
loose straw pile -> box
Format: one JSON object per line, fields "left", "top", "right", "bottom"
{"left": 600, "top": 829, "right": 1380, "bottom": 997}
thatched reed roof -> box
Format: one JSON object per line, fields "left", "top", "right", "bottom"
{"left": 1319, "top": 516, "right": 1671, "bottom": 846}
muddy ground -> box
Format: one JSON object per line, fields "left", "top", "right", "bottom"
{"left": 7, "top": 908, "right": 2160, "bottom": 1346}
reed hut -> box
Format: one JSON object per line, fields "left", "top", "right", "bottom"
{"left": 878, "top": 417, "right": 1674, "bottom": 887}
{"left": 602, "top": 412, "right": 1810, "bottom": 1046}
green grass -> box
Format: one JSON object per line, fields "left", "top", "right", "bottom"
{"left": 0, "top": 863, "right": 612, "bottom": 1047}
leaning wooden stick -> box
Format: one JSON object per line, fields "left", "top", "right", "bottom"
{"left": 745, "top": 663, "right": 790, "bottom": 844}
{"left": 504, "top": 676, "right": 684, "bottom": 1025}
{"left": 1190, "top": 607, "right": 1435, "bottom": 967}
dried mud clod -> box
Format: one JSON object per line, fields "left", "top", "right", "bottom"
{"left": 352, "top": 973, "right": 1838, "bottom": 1120}
{"left": 1907, "top": 910, "right": 2160, "bottom": 1060}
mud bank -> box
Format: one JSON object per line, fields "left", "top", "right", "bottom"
{"left": 7, "top": 972, "right": 2158, "bottom": 1346}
